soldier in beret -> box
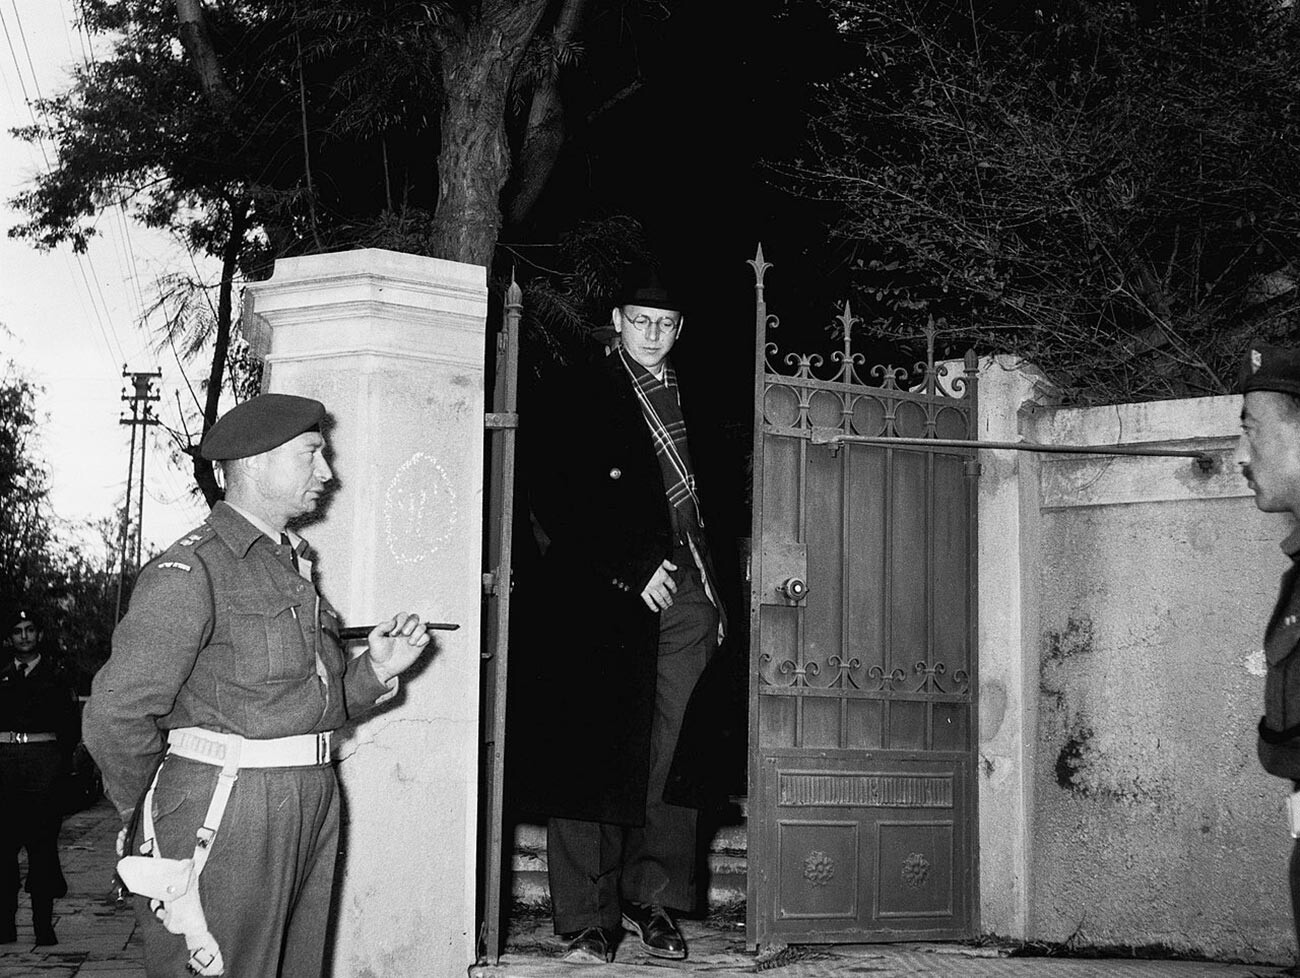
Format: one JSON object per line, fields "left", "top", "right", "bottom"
{"left": 83, "top": 392, "right": 433, "bottom": 978}
{"left": 0, "top": 607, "right": 78, "bottom": 945}
{"left": 514, "top": 264, "right": 728, "bottom": 964}
{"left": 1237, "top": 344, "right": 1300, "bottom": 965}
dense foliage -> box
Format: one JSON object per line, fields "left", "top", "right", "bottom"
{"left": 9, "top": 0, "right": 664, "bottom": 502}
{"left": 791, "top": 0, "right": 1300, "bottom": 402}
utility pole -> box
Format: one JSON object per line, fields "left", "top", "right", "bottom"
{"left": 114, "top": 367, "right": 161, "bottom": 623}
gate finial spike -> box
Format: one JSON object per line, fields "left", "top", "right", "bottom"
{"left": 748, "top": 243, "right": 771, "bottom": 288}
{"left": 506, "top": 265, "right": 522, "bottom": 309}
{"left": 835, "top": 300, "right": 856, "bottom": 346}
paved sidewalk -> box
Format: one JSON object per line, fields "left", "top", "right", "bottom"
{"left": 474, "top": 915, "right": 1296, "bottom": 978}
{"left": 0, "top": 799, "right": 141, "bottom": 978}
{"left": 3, "top": 797, "right": 1295, "bottom": 978}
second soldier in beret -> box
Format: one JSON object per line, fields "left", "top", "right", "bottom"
{"left": 83, "top": 393, "right": 434, "bottom": 978}
{"left": 1237, "top": 345, "right": 1300, "bottom": 969}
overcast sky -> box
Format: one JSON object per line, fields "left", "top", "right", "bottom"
{"left": 1, "top": 0, "right": 211, "bottom": 560}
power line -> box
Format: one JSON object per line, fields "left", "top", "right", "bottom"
{"left": 0, "top": 4, "right": 49, "bottom": 170}
{"left": 56, "top": 0, "right": 91, "bottom": 72}
{"left": 2, "top": 3, "right": 128, "bottom": 368}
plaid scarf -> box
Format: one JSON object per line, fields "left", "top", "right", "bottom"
{"left": 619, "top": 349, "right": 703, "bottom": 531}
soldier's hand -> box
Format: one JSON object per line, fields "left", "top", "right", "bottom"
{"left": 366, "top": 614, "right": 431, "bottom": 682}
{"left": 640, "top": 560, "right": 678, "bottom": 613}
{"left": 116, "top": 826, "right": 128, "bottom": 858}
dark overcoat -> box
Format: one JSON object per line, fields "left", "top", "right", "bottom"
{"left": 510, "top": 350, "right": 719, "bottom": 826}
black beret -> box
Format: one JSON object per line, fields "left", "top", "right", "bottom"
{"left": 1238, "top": 345, "right": 1300, "bottom": 399}
{"left": 199, "top": 393, "right": 326, "bottom": 461}
{"left": 615, "top": 263, "right": 683, "bottom": 313}
{"left": 6, "top": 608, "right": 41, "bottom": 633}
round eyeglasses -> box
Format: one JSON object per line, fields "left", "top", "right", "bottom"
{"left": 622, "top": 313, "right": 680, "bottom": 334}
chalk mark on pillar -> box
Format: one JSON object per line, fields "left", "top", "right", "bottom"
{"left": 384, "top": 452, "right": 457, "bottom": 563}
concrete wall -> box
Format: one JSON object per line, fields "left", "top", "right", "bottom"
{"left": 976, "top": 358, "right": 1294, "bottom": 962}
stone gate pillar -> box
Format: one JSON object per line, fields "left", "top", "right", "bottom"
{"left": 975, "top": 355, "right": 1052, "bottom": 939}
{"left": 243, "top": 249, "right": 486, "bottom": 975}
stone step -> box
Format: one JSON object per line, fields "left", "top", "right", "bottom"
{"left": 509, "top": 816, "right": 748, "bottom": 909}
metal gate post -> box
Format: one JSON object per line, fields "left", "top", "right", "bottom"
{"left": 746, "top": 244, "right": 774, "bottom": 946}
{"left": 478, "top": 275, "right": 521, "bottom": 964}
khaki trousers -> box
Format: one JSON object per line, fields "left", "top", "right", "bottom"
{"left": 136, "top": 755, "right": 338, "bottom": 978}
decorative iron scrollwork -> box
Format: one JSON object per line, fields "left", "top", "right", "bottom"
{"left": 784, "top": 352, "right": 824, "bottom": 380}
{"left": 827, "top": 655, "right": 862, "bottom": 689}
{"left": 751, "top": 244, "right": 973, "bottom": 402}
{"left": 871, "top": 364, "right": 910, "bottom": 390}
{"left": 868, "top": 665, "right": 906, "bottom": 691}
{"left": 913, "top": 661, "right": 970, "bottom": 694}
{"left": 777, "top": 659, "right": 821, "bottom": 687}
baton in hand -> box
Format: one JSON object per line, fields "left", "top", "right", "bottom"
{"left": 337, "top": 622, "right": 459, "bottom": 642}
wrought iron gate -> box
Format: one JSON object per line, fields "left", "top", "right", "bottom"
{"left": 746, "top": 246, "right": 980, "bottom": 946}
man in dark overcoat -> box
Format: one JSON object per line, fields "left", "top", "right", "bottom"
{"left": 0, "top": 607, "right": 79, "bottom": 946}
{"left": 517, "top": 266, "right": 726, "bottom": 964}
{"left": 1238, "top": 344, "right": 1300, "bottom": 967}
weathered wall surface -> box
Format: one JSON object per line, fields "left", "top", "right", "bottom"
{"left": 1017, "top": 394, "right": 1292, "bottom": 961}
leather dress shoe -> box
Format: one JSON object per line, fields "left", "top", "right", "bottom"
{"left": 560, "top": 926, "right": 613, "bottom": 964}
{"left": 621, "top": 902, "right": 686, "bottom": 960}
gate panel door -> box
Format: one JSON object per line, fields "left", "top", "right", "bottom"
{"left": 746, "top": 248, "right": 979, "bottom": 946}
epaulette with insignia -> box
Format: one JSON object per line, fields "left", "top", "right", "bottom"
{"left": 157, "top": 561, "right": 192, "bottom": 572}
{"left": 174, "top": 523, "right": 215, "bottom": 549}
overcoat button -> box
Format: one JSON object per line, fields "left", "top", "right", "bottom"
{"left": 609, "top": 467, "right": 622, "bottom": 479}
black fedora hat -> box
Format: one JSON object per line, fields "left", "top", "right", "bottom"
{"left": 614, "top": 263, "right": 683, "bottom": 313}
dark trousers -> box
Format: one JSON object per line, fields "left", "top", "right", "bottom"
{"left": 137, "top": 755, "right": 339, "bottom": 978}
{"left": 548, "top": 567, "right": 717, "bottom": 933}
{"left": 0, "top": 743, "right": 66, "bottom": 910}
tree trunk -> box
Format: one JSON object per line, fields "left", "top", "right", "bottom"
{"left": 428, "top": 0, "right": 549, "bottom": 265}
{"left": 192, "top": 198, "right": 249, "bottom": 508}
{"left": 505, "top": 0, "right": 589, "bottom": 226}
{"left": 175, "top": 0, "right": 234, "bottom": 111}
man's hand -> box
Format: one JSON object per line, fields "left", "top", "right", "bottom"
{"left": 366, "top": 614, "right": 431, "bottom": 683}
{"left": 640, "top": 560, "right": 678, "bottom": 612}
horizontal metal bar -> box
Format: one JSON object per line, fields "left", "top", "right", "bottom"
{"left": 811, "top": 432, "right": 1217, "bottom": 470}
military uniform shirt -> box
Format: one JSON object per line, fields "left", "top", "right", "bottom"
{"left": 84, "top": 502, "right": 391, "bottom": 820}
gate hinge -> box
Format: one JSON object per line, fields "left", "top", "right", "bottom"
{"left": 482, "top": 569, "right": 515, "bottom": 596}
{"left": 485, "top": 412, "right": 518, "bottom": 430}
{"left": 964, "top": 459, "right": 983, "bottom": 477}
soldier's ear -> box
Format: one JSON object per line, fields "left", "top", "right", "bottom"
{"left": 612, "top": 308, "right": 623, "bottom": 335}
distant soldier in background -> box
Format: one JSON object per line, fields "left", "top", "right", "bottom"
{"left": 0, "top": 607, "right": 79, "bottom": 946}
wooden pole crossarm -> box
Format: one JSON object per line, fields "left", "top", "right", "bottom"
{"left": 809, "top": 431, "right": 1218, "bottom": 472}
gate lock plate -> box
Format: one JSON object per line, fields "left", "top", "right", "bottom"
{"left": 760, "top": 540, "right": 809, "bottom": 605}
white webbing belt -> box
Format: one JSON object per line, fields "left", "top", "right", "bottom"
{"left": 167, "top": 727, "right": 332, "bottom": 768}
{"left": 139, "top": 732, "right": 242, "bottom": 880}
